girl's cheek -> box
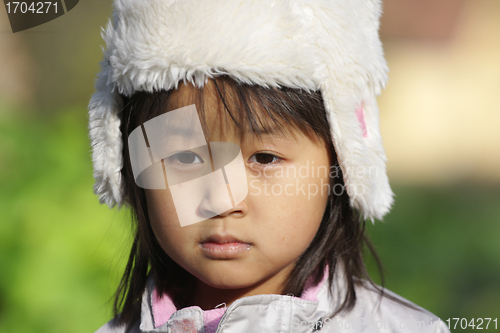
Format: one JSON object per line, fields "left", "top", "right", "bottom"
{"left": 247, "top": 165, "right": 330, "bottom": 203}
{"left": 145, "top": 189, "right": 181, "bottom": 228}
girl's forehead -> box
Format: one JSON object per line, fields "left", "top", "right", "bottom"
{"left": 165, "top": 80, "right": 305, "bottom": 144}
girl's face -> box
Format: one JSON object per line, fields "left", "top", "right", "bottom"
{"left": 145, "top": 81, "right": 330, "bottom": 304}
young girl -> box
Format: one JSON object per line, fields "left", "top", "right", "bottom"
{"left": 89, "top": 1, "right": 450, "bottom": 332}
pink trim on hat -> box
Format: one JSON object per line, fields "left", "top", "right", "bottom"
{"left": 355, "top": 105, "right": 368, "bottom": 137}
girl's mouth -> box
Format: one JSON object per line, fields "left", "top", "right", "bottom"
{"left": 199, "top": 234, "right": 252, "bottom": 259}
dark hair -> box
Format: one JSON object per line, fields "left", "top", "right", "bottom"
{"left": 113, "top": 76, "right": 391, "bottom": 328}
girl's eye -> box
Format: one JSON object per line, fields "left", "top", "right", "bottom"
{"left": 249, "top": 153, "right": 282, "bottom": 165}
{"left": 167, "top": 151, "right": 204, "bottom": 165}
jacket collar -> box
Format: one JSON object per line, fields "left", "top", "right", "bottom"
{"left": 137, "top": 268, "right": 344, "bottom": 333}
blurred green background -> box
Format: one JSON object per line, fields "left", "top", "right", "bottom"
{"left": 0, "top": 1, "right": 499, "bottom": 332}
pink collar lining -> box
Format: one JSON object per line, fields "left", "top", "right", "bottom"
{"left": 151, "top": 270, "right": 327, "bottom": 332}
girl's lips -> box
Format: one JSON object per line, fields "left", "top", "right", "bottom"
{"left": 199, "top": 241, "right": 252, "bottom": 259}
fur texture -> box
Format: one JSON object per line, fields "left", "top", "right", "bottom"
{"left": 88, "top": 0, "right": 394, "bottom": 220}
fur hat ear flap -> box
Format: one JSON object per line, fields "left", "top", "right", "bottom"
{"left": 358, "top": 96, "right": 394, "bottom": 221}
{"left": 311, "top": 0, "right": 393, "bottom": 221}
{"left": 321, "top": 83, "right": 393, "bottom": 222}
{"left": 88, "top": 56, "right": 125, "bottom": 208}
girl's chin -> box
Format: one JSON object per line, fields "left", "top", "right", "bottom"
{"left": 190, "top": 267, "right": 269, "bottom": 291}
{"left": 196, "top": 273, "right": 259, "bottom": 290}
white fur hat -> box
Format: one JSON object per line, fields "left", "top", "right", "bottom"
{"left": 88, "top": 0, "right": 393, "bottom": 221}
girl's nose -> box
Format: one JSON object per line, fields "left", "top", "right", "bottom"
{"left": 217, "top": 198, "right": 248, "bottom": 218}
{"left": 198, "top": 184, "right": 248, "bottom": 219}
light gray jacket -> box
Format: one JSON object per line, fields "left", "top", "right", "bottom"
{"left": 95, "top": 277, "right": 451, "bottom": 333}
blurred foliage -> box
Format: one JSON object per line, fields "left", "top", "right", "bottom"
{"left": 0, "top": 107, "right": 130, "bottom": 333}
{"left": 0, "top": 106, "right": 499, "bottom": 333}
{"left": 366, "top": 183, "right": 500, "bottom": 332}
